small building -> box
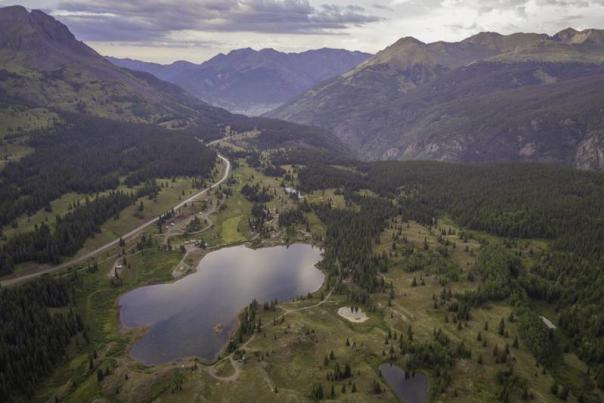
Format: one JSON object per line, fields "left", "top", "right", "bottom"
{"left": 540, "top": 315, "right": 557, "bottom": 330}
{"left": 284, "top": 186, "right": 304, "bottom": 200}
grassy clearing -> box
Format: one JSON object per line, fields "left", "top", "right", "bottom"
{"left": 200, "top": 189, "right": 252, "bottom": 247}
{"left": 3, "top": 176, "right": 204, "bottom": 280}
{"left": 200, "top": 160, "right": 301, "bottom": 247}
{"left": 0, "top": 106, "right": 59, "bottom": 136}
{"left": 0, "top": 142, "right": 33, "bottom": 170}
{"left": 2, "top": 192, "right": 84, "bottom": 237}
{"left": 306, "top": 211, "right": 326, "bottom": 239}
{"left": 221, "top": 215, "right": 246, "bottom": 244}
{"left": 305, "top": 188, "right": 346, "bottom": 209}
{"left": 76, "top": 177, "right": 200, "bottom": 256}
{"left": 371, "top": 218, "right": 584, "bottom": 402}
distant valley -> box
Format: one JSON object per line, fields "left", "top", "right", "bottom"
{"left": 108, "top": 48, "right": 371, "bottom": 116}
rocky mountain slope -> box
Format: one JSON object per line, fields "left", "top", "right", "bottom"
{"left": 269, "top": 29, "right": 604, "bottom": 169}
{"left": 108, "top": 48, "right": 371, "bottom": 115}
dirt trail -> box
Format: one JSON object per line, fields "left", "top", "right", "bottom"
{"left": 276, "top": 287, "right": 334, "bottom": 318}
{"left": 207, "top": 356, "right": 242, "bottom": 383}
{"left": 206, "top": 288, "right": 334, "bottom": 383}
{"left": 162, "top": 199, "right": 220, "bottom": 244}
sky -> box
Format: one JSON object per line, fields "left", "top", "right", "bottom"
{"left": 3, "top": 0, "right": 604, "bottom": 64}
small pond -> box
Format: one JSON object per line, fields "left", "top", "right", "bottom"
{"left": 119, "top": 243, "right": 323, "bottom": 365}
{"left": 379, "top": 363, "right": 429, "bottom": 403}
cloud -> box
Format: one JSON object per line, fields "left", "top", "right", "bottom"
{"left": 378, "top": 0, "right": 604, "bottom": 41}
{"left": 52, "top": 0, "right": 380, "bottom": 43}
{"left": 21, "top": 0, "right": 603, "bottom": 63}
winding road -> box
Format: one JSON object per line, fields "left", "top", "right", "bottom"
{"left": 1, "top": 150, "right": 231, "bottom": 287}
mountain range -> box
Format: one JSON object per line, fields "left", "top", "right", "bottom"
{"left": 269, "top": 29, "right": 604, "bottom": 169}
{"left": 108, "top": 48, "right": 371, "bottom": 116}
{"left": 0, "top": 5, "right": 344, "bottom": 154}
{"left": 3, "top": 4, "right": 604, "bottom": 171}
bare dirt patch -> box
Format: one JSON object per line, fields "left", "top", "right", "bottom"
{"left": 337, "top": 306, "right": 369, "bottom": 323}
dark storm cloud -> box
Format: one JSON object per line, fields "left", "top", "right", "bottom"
{"left": 53, "top": 0, "right": 380, "bottom": 42}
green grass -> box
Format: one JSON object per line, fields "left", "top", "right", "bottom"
{"left": 306, "top": 211, "right": 326, "bottom": 239}
{"left": 200, "top": 190, "right": 252, "bottom": 247}
{"left": 221, "top": 215, "right": 246, "bottom": 243}
{"left": 2, "top": 192, "right": 84, "bottom": 237}
{"left": 0, "top": 142, "right": 33, "bottom": 171}
{"left": 0, "top": 106, "right": 59, "bottom": 136}
{"left": 370, "top": 218, "right": 590, "bottom": 402}
{"left": 76, "top": 177, "right": 200, "bottom": 256}
{"left": 200, "top": 159, "right": 298, "bottom": 247}
{"left": 3, "top": 176, "right": 205, "bottom": 280}
{"left": 305, "top": 188, "right": 347, "bottom": 209}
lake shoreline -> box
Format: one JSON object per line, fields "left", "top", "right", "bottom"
{"left": 117, "top": 242, "right": 325, "bottom": 366}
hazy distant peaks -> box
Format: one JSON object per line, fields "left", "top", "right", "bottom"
{"left": 108, "top": 46, "right": 371, "bottom": 115}
{"left": 361, "top": 28, "right": 604, "bottom": 70}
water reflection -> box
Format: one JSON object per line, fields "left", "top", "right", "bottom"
{"left": 379, "top": 363, "right": 429, "bottom": 403}
{"left": 119, "top": 243, "right": 323, "bottom": 365}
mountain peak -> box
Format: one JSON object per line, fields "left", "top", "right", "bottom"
{"left": 0, "top": 6, "right": 75, "bottom": 44}
{"left": 463, "top": 32, "right": 504, "bottom": 47}
{"left": 0, "top": 4, "right": 28, "bottom": 16}
{"left": 259, "top": 47, "right": 279, "bottom": 54}
{"left": 554, "top": 27, "right": 581, "bottom": 43}
{"left": 554, "top": 27, "right": 604, "bottom": 45}
{"left": 228, "top": 47, "right": 255, "bottom": 56}
{"left": 364, "top": 36, "right": 445, "bottom": 69}
{"left": 0, "top": 6, "right": 98, "bottom": 67}
{"left": 392, "top": 36, "right": 425, "bottom": 48}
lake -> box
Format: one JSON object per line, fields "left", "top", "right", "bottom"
{"left": 119, "top": 243, "right": 324, "bottom": 365}
{"left": 379, "top": 363, "right": 429, "bottom": 403}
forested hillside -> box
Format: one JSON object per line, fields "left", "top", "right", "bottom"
{"left": 0, "top": 114, "right": 217, "bottom": 275}
{"left": 296, "top": 159, "right": 604, "bottom": 382}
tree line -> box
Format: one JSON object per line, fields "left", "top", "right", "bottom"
{"left": 0, "top": 276, "right": 83, "bottom": 401}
